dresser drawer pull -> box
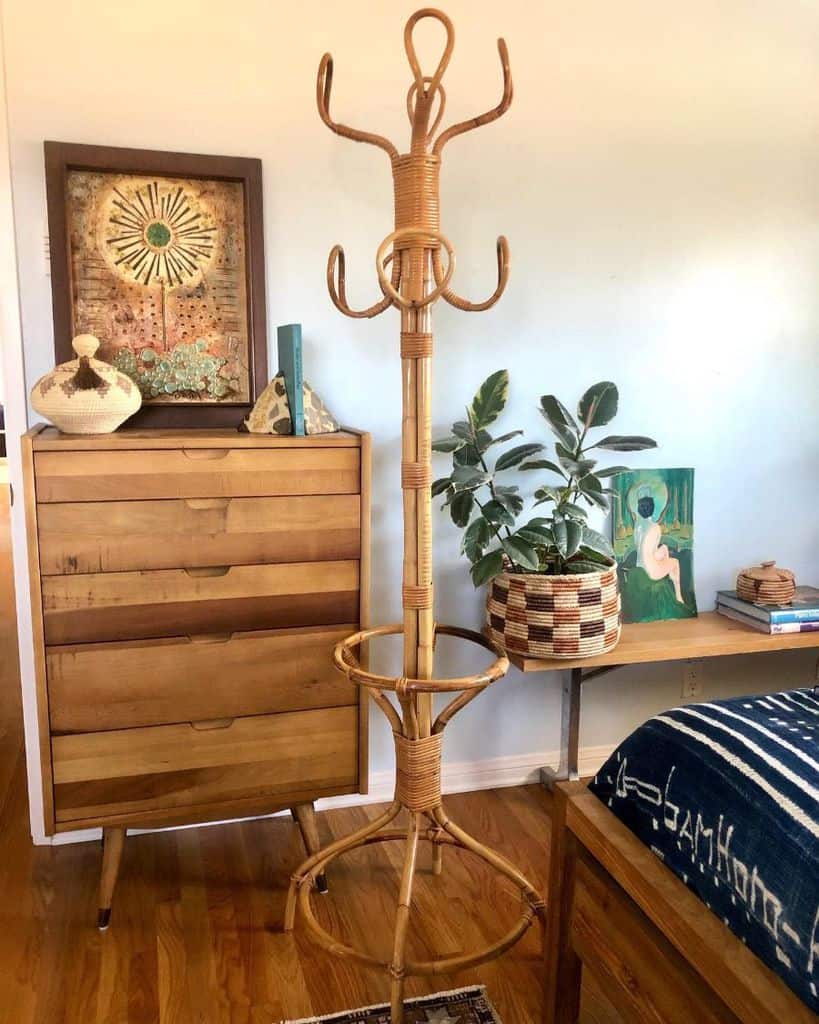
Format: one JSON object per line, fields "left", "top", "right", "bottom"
{"left": 181, "top": 448, "right": 230, "bottom": 461}
{"left": 187, "top": 632, "right": 234, "bottom": 644}
{"left": 183, "top": 566, "right": 231, "bottom": 578}
{"left": 183, "top": 497, "right": 232, "bottom": 511}
{"left": 189, "top": 718, "right": 235, "bottom": 731}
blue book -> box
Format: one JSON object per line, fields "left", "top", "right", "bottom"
{"left": 717, "top": 587, "right": 819, "bottom": 624}
{"left": 277, "top": 323, "right": 304, "bottom": 436}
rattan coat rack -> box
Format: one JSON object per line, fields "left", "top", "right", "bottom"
{"left": 284, "top": 10, "right": 545, "bottom": 1019}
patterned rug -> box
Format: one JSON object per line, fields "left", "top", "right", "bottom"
{"left": 280, "top": 985, "right": 501, "bottom": 1023}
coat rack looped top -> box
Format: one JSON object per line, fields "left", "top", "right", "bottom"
{"left": 285, "top": 11, "right": 545, "bottom": 1020}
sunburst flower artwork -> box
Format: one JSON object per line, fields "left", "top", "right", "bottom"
{"left": 105, "top": 180, "right": 216, "bottom": 289}
{"left": 64, "top": 168, "right": 252, "bottom": 406}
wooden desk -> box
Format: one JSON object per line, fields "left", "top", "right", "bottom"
{"left": 508, "top": 611, "right": 819, "bottom": 785}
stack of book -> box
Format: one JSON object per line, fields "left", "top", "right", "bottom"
{"left": 716, "top": 586, "right": 819, "bottom": 634}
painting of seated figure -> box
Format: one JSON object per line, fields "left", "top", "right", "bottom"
{"left": 610, "top": 468, "right": 698, "bottom": 623}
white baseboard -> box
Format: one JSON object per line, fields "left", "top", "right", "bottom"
{"left": 43, "top": 743, "right": 616, "bottom": 846}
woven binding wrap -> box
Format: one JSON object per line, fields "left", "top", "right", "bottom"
{"left": 395, "top": 732, "right": 443, "bottom": 811}
{"left": 402, "top": 583, "right": 433, "bottom": 609}
{"left": 401, "top": 461, "right": 432, "bottom": 489}
{"left": 400, "top": 331, "right": 433, "bottom": 358}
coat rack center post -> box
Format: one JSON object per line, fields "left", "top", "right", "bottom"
{"left": 285, "top": 11, "right": 544, "bottom": 1020}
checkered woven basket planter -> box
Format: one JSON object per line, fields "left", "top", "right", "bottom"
{"left": 485, "top": 565, "right": 621, "bottom": 659}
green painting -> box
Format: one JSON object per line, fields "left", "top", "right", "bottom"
{"left": 610, "top": 468, "right": 698, "bottom": 623}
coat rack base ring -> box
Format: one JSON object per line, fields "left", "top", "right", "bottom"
{"left": 284, "top": 624, "right": 546, "bottom": 1005}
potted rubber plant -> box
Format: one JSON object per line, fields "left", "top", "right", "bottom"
{"left": 432, "top": 370, "right": 657, "bottom": 659}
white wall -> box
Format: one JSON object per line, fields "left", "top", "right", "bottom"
{"left": 3, "top": 0, "right": 819, "bottom": 833}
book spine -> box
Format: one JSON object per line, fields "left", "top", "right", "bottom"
{"left": 277, "top": 323, "right": 305, "bottom": 436}
{"left": 292, "top": 333, "right": 304, "bottom": 436}
{"left": 717, "top": 603, "right": 819, "bottom": 634}
{"left": 715, "top": 591, "right": 819, "bottom": 625}
{"left": 715, "top": 593, "right": 769, "bottom": 622}
{"left": 716, "top": 604, "right": 769, "bottom": 633}
{"left": 768, "top": 608, "right": 819, "bottom": 624}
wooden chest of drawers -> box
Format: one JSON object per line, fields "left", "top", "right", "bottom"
{"left": 22, "top": 426, "right": 370, "bottom": 839}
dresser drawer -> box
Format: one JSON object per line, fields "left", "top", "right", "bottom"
{"left": 37, "top": 494, "right": 361, "bottom": 574}
{"left": 34, "top": 446, "right": 360, "bottom": 502}
{"left": 47, "top": 625, "right": 357, "bottom": 733}
{"left": 52, "top": 706, "right": 358, "bottom": 826}
{"left": 42, "top": 560, "right": 360, "bottom": 644}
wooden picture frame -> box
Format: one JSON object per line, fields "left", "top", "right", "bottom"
{"left": 44, "top": 141, "right": 268, "bottom": 428}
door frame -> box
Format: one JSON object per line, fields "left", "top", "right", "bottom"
{"left": 0, "top": 12, "right": 48, "bottom": 843}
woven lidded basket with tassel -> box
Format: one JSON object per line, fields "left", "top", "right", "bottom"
{"left": 31, "top": 334, "right": 142, "bottom": 434}
{"left": 486, "top": 565, "right": 621, "bottom": 659}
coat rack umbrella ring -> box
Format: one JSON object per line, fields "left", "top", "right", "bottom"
{"left": 284, "top": 10, "right": 546, "bottom": 1018}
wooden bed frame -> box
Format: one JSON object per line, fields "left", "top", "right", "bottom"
{"left": 544, "top": 781, "right": 816, "bottom": 1024}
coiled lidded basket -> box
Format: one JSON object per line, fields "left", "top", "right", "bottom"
{"left": 486, "top": 565, "right": 621, "bottom": 659}
{"left": 31, "top": 334, "right": 142, "bottom": 434}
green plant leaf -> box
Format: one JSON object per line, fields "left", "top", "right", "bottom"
{"left": 494, "top": 442, "right": 545, "bottom": 471}
{"left": 474, "top": 429, "right": 493, "bottom": 451}
{"left": 516, "top": 524, "right": 554, "bottom": 547}
{"left": 470, "top": 548, "right": 504, "bottom": 587}
{"left": 502, "top": 535, "right": 539, "bottom": 571}
{"left": 594, "top": 465, "right": 629, "bottom": 478}
{"left": 519, "top": 458, "right": 564, "bottom": 475}
{"left": 552, "top": 517, "right": 568, "bottom": 555}
{"left": 558, "top": 501, "right": 588, "bottom": 521}
{"left": 578, "top": 381, "right": 618, "bottom": 428}
{"left": 431, "top": 477, "right": 452, "bottom": 497}
{"left": 494, "top": 484, "right": 519, "bottom": 495}
{"left": 577, "top": 545, "right": 612, "bottom": 565}
{"left": 534, "top": 485, "right": 563, "bottom": 506}
{"left": 454, "top": 443, "right": 481, "bottom": 467}
{"left": 581, "top": 526, "right": 615, "bottom": 560}
{"left": 556, "top": 443, "right": 596, "bottom": 479}
{"left": 481, "top": 499, "right": 515, "bottom": 527}
{"left": 452, "top": 420, "right": 474, "bottom": 441}
{"left": 593, "top": 435, "right": 657, "bottom": 452}
{"left": 564, "top": 559, "right": 605, "bottom": 574}
{"left": 486, "top": 429, "right": 524, "bottom": 448}
{"left": 450, "top": 490, "right": 474, "bottom": 527}
{"left": 440, "top": 485, "right": 455, "bottom": 508}
{"left": 451, "top": 465, "right": 491, "bottom": 491}
{"left": 578, "top": 474, "right": 609, "bottom": 510}
{"left": 469, "top": 370, "right": 509, "bottom": 429}
{"left": 496, "top": 491, "right": 524, "bottom": 516}
{"left": 565, "top": 520, "right": 583, "bottom": 558}
{"left": 462, "top": 517, "right": 492, "bottom": 562}
{"left": 539, "top": 394, "right": 579, "bottom": 450}
{"left": 432, "top": 436, "right": 465, "bottom": 453}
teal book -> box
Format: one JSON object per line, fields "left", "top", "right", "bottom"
{"left": 277, "top": 323, "right": 304, "bottom": 436}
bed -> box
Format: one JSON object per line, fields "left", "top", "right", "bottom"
{"left": 544, "top": 688, "right": 818, "bottom": 1023}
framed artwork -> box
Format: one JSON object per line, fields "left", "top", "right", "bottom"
{"left": 44, "top": 141, "right": 267, "bottom": 428}
{"left": 610, "top": 468, "right": 698, "bottom": 623}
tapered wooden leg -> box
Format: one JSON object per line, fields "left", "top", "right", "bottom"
{"left": 544, "top": 784, "right": 583, "bottom": 1024}
{"left": 97, "top": 827, "right": 125, "bottom": 930}
{"left": 291, "top": 803, "right": 328, "bottom": 894}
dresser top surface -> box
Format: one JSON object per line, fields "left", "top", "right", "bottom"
{"left": 28, "top": 424, "right": 365, "bottom": 451}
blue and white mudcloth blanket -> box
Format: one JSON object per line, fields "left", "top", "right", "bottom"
{"left": 588, "top": 688, "right": 819, "bottom": 1011}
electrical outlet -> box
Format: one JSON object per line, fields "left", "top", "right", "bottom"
{"left": 681, "top": 660, "right": 703, "bottom": 700}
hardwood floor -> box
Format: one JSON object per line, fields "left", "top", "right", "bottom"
{"left": 0, "top": 482, "right": 620, "bottom": 1023}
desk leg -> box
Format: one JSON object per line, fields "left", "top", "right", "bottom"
{"left": 540, "top": 669, "right": 582, "bottom": 789}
